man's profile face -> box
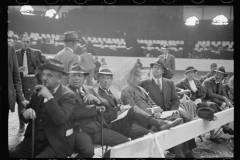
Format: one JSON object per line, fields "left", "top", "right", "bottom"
{"left": 152, "top": 64, "right": 164, "bottom": 77}
{"left": 210, "top": 66, "right": 217, "bottom": 71}
{"left": 69, "top": 73, "right": 86, "bottom": 88}
{"left": 99, "top": 74, "right": 113, "bottom": 90}
{"left": 41, "top": 70, "right": 60, "bottom": 89}
{"left": 21, "top": 36, "right": 31, "bottom": 50}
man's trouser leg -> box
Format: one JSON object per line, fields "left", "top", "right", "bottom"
{"left": 74, "top": 131, "right": 95, "bottom": 158}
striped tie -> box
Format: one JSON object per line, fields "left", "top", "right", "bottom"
{"left": 157, "top": 79, "right": 162, "bottom": 91}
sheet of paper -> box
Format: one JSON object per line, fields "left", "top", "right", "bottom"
{"left": 159, "top": 110, "right": 178, "bottom": 119}
{"left": 111, "top": 109, "right": 130, "bottom": 123}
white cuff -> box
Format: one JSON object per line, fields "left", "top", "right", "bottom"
{"left": 151, "top": 108, "right": 154, "bottom": 115}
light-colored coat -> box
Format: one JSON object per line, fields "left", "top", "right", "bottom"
{"left": 54, "top": 48, "right": 79, "bottom": 85}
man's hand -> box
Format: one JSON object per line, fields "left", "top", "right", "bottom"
{"left": 120, "top": 104, "right": 132, "bottom": 111}
{"left": 153, "top": 112, "right": 161, "bottom": 119}
{"left": 35, "top": 85, "right": 53, "bottom": 100}
{"left": 18, "top": 66, "right": 25, "bottom": 73}
{"left": 152, "top": 107, "right": 163, "bottom": 113}
{"left": 223, "top": 97, "right": 230, "bottom": 106}
{"left": 83, "top": 94, "right": 101, "bottom": 104}
{"left": 23, "top": 108, "right": 36, "bottom": 119}
{"left": 179, "top": 89, "right": 191, "bottom": 94}
{"left": 21, "top": 100, "right": 29, "bottom": 108}
{"left": 96, "top": 106, "right": 106, "bottom": 112}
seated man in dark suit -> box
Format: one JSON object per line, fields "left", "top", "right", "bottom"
{"left": 68, "top": 63, "right": 181, "bottom": 157}
{"left": 9, "top": 59, "right": 76, "bottom": 158}
{"left": 202, "top": 66, "right": 234, "bottom": 137}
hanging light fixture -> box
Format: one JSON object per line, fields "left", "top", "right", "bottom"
{"left": 212, "top": 15, "right": 228, "bottom": 25}
{"left": 45, "top": 9, "right": 57, "bottom": 18}
{"left": 20, "top": 5, "right": 35, "bottom": 15}
{"left": 185, "top": 16, "right": 199, "bottom": 26}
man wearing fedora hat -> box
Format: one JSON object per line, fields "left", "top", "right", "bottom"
{"left": 158, "top": 44, "right": 175, "bottom": 76}
{"left": 9, "top": 59, "right": 76, "bottom": 158}
{"left": 54, "top": 31, "right": 82, "bottom": 86}
{"left": 200, "top": 63, "right": 218, "bottom": 83}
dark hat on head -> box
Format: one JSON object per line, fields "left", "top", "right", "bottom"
{"left": 68, "top": 62, "right": 89, "bottom": 75}
{"left": 184, "top": 66, "right": 198, "bottom": 74}
{"left": 38, "top": 59, "right": 67, "bottom": 75}
{"left": 60, "top": 31, "right": 82, "bottom": 42}
{"left": 96, "top": 65, "right": 113, "bottom": 79}
{"left": 214, "top": 66, "right": 227, "bottom": 77}
{"left": 210, "top": 63, "right": 217, "bottom": 67}
{"left": 161, "top": 44, "right": 170, "bottom": 50}
{"left": 150, "top": 58, "right": 166, "bottom": 70}
{"left": 162, "top": 68, "right": 174, "bottom": 79}
{"left": 196, "top": 104, "right": 218, "bottom": 121}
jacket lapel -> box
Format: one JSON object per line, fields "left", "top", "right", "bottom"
{"left": 44, "top": 85, "right": 63, "bottom": 125}
{"left": 17, "top": 50, "right": 23, "bottom": 67}
{"left": 162, "top": 78, "right": 168, "bottom": 101}
{"left": 130, "top": 85, "right": 147, "bottom": 100}
{"left": 68, "top": 85, "right": 83, "bottom": 105}
{"left": 183, "top": 78, "right": 192, "bottom": 91}
{"left": 30, "top": 49, "right": 37, "bottom": 68}
{"left": 166, "top": 54, "right": 171, "bottom": 65}
{"left": 98, "top": 87, "right": 117, "bottom": 108}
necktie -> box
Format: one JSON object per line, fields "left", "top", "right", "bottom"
{"left": 79, "top": 87, "right": 85, "bottom": 97}
{"left": 164, "top": 55, "right": 167, "bottom": 65}
{"left": 157, "top": 79, "right": 162, "bottom": 91}
{"left": 23, "top": 51, "right": 28, "bottom": 75}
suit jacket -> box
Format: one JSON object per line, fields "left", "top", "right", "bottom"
{"left": 158, "top": 54, "right": 175, "bottom": 75}
{"left": 202, "top": 76, "right": 228, "bottom": 101}
{"left": 121, "top": 85, "right": 159, "bottom": 115}
{"left": 16, "top": 48, "right": 46, "bottom": 75}
{"left": 8, "top": 43, "right": 25, "bottom": 112}
{"left": 96, "top": 86, "right": 122, "bottom": 124}
{"left": 54, "top": 48, "right": 79, "bottom": 85}
{"left": 175, "top": 77, "right": 206, "bottom": 101}
{"left": 20, "top": 85, "right": 76, "bottom": 157}
{"left": 140, "top": 78, "right": 180, "bottom": 111}
{"left": 67, "top": 84, "right": 109, "bottom": 134}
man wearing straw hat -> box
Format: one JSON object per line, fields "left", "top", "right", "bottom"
{"left": 54, "top": 31, "right": 82, "bottom": 86}
{"left": 9, "top": 59, "right": 76, "bottom": 158}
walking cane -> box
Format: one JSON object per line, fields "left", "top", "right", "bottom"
{"left": 31, "top": 117, "right": 35, "bottom": 158}
{"left": 100, "top": 108, "right": 104, "bottom": 157}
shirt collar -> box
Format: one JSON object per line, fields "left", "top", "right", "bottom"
{"left": 100, "top": 86, "right": 110, "bottom": 93}
{"left": 65, "top": 47, "right": 74, "bottom": 53}
{"left": 152, "top": 77, "right": 162, "bottom": 84}
{"left": 52, "top": 83, "right": 60, "bottom": 94}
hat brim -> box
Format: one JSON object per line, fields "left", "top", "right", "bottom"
{"left": 96, "top": 72, "right": 113, "bottom": 79}
{"left": 68, "top": 71, "right": 89, "bottom": 75}
{"left": 150, "top": 63, "right": 166, "bottom": 69}
{"left": 214, "top": 70, "right": 227, "bottom": 77}
{"left": 184, "top": 69, "right": 198, "bottom": 74}
{"left": 38, "top": 65, "right": 67, "bottom": 75}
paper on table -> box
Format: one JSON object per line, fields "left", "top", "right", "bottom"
{"left": 159, "top": 110, "right": 178, "bottom": 119}
{"left": 111, "top": 109, "right": 130, "bottom": 123}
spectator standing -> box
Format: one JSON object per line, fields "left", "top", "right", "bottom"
{"left": 93, "top": 56, "right": 101, "bottom": 80}
{"left": 15, "top": 34, "right": 46, "bottom": 133}
{"left": 101, "top": 58, "right": 107, "bottom": 65}
{"left": 158, "top": 44, "right": 175, "bottom": 76}
{"left": 79, "top": 44, "right": 95, "bottom": 86}
{"left": 54, "top": 31, "right": 81, "bottom": 86}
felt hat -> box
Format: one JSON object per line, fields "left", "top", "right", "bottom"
{"left": 184, "top": 66, "right": 198, "bottom": 74}
{"left": 95, "top": 65, "right": 113, "bottom": 79}
{"left": 214, "top": 66, "right": 227, "bottom": 77}
{"left": 60, "top": 31, "right": 82, "bottom": 42}
{"left": 38, "top": 59, "right": 67, "bottom": 75}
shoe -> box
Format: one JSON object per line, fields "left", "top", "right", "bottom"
{"left": 185, "top": 151, "right": 194, "bottom": 158}
{"left": 159, "top": 118, "right": 183, "bottom": 131}
{"left": 222, "top": 128, "right": 234, "bottom": 135}
{"left": 18, "top": 125, "right": 25, "bottom": 134}
{"left": 209, "top": 137, "right": 221, "bottom": 144}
